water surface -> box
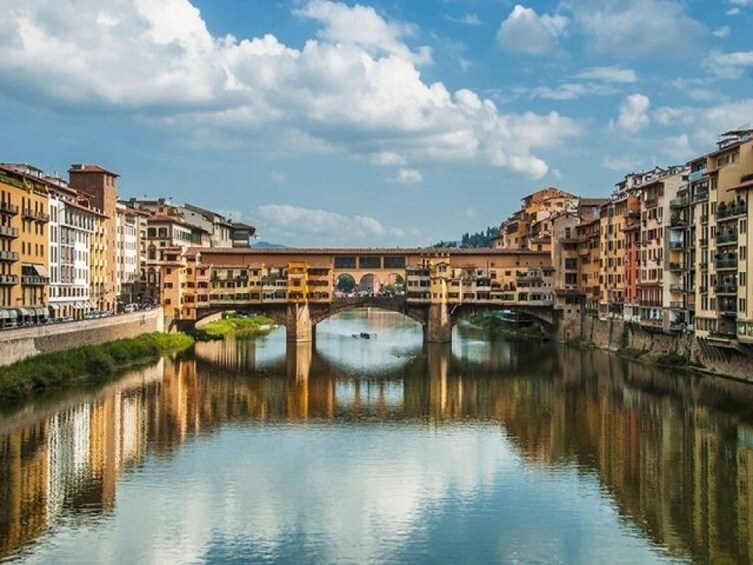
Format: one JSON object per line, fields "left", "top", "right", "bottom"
{"left": 2, "top": 309, "right": 753, "bottom": 564}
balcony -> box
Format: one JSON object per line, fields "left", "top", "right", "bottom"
{"left": 623, "top": 209, "right": 640, "bottom": 218}
{"left": 669, "top": 301, "right": 684, "bottom": 310}
{"left": 715, "top": 284, "right": 738, "bottom": 294}
{"left": 701, "top": 214, "right": 709, "bottom": 223}
{"left": 21, "top": 209, "right": 50, "bottom": 222}
{"left": 669, "top": 262, "right": 684, "bottom": 272}
{"left": 0, "top": 201, "right": 18, "bottom": 216}
{"left": 716, "top": 231, "right": 738, "bottom": 245}
{"left": 669, "top": 241, "right": 685, "bottom": 250}
{"left": 0, "top": 226, "right": 19, "bottom": 239}
{"left": 699, "top": 238, "right": 708, "bottom": 247}
{"left": 645, "top": 197, "right": 658, "bottom": 208}
{"left": 719, "top": 301, "right": 737, "bottom": 316}
{"left": 639, "top": 299, "right": 662, "bottom": 307}
{"left": 688, "top": 169, "right": 707, "bottom": 182}
{"left": 669, "top": 197, "right": 688, "bottom": 209}
{"left": 669, "top": 284, "right": 683, "bottom": 293}
{"left": 22, "top": 275, "right": 49, "bottom": 286}
{"left": 670, "top": 216, "right": 688, "bottom": 228}
{"left": 716, "top": 258, "right": 738, "bottom": 270}
{"left": 0, "top": 274, "right": 18, "bottom": 285}
{"left": 717, "top": 202, "right": 747, "bottom": 221}
{"left": 692, "top": 190, "right": 709, "bottom": 203}
{"left": 0, "top": 250, "right": 18, "bottom": 262}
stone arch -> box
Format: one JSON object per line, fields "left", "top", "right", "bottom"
{"left": 358, "top": 273, "right": 377, "bottom": 293}
{"left": 335, "top": 273, "right": 356, "bottom": 294}
{"left": 309, "top": 299, "right": 427, "bottom": 327}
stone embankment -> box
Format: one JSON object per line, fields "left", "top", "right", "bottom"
{"left": 0, "top": 308, "right": 164, "bottom": 367}
{"left": 560, "top": 313, "right": 753, "bottom": 381}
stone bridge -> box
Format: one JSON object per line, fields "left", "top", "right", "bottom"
{"left": 186, "top": 297, "right": 559, "bottom": 345}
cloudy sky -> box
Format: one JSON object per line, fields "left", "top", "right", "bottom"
{"left": 1, "top": 0, "right": 751, "bottom": 246}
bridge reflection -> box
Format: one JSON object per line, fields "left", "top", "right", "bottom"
{"left": 3, "top": 346, "right": 753, "bottom": 561}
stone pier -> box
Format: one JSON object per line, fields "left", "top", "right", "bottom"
{"left": 426, "top": 302, "right": 452, "bottom": 343}
{"left": 286, "top": 303, "right": 313, "bottom": 343}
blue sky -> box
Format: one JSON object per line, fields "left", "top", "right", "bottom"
{"left": 0, "top": 0, "right": 752, "bottom": 246}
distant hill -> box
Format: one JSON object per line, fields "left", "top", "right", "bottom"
{"left": 251, "top": 240, "right": 288, "bottom": 249}
{"left": 433, "top": 226, "right": 499, "bottom": 249}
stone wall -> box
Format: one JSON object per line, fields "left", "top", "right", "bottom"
{"left": 0, "top": 308, "right": 164, "bottom": 367}
{"left": 571, "top": 313, "right": 753, "bottom": 382}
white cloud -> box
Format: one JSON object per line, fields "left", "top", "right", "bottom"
{"left": 565, "top": 0, "right": 705, "bottom": 57}
{"left": 370, "top": 152, "right": 406, "bottom": 166}
{"left": 616, "top": 93, "right": 650, "bottom": 133}
{"left": 0, "top": 0, "right": 578, "bottom": 180}
{"left": 445, "top": 13, "right": 481, "bottom": 25}
{"left": 496, "top": 5, "right": 568, "bottom": 54}
{"left": 729, "top": 0, "right": 752, "bottom": 6}
{"left": 702, "top": 51, "right": 753, "bottom": 79}
{"left": 394, "top": 168, "right": 423, "bottom": 184}
{"left": 293, "top": 0, "right": 431, "bottom": 65}
{"left": 575, "top": 66, "right": 638, "bottom": 83}
{"left": 649, "top": 99, "right": 753, "bottom": 147}
{"left": 270, "top": 172, "right": 286, "bottom": 184}
{"left": 661, "top": 133, "right": 694, "bottom": 161}
{"left": 528, "top": 83, "right": 588, "bottom": 100}
{"left": 257, "top": 204, "right": 406, "bottom": 242}
{"left": 727, "top": 7, "right": 742, "bottom": 15}
{"left": 712, "top": 26, "right": 731, "bottom": 38}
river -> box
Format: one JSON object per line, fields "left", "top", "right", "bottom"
{"left": 2, "top": 309, "right": 753, "bottom": 564}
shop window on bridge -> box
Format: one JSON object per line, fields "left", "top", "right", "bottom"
{"left": 383, "top": 256, "right": 406, "bottom": 269}
{"left": 334, "top": 256, "right": 356, "bottom": 269}
{"left": 358, "top": 256, "right": 381, "bottom": 269}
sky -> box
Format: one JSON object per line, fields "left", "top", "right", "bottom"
{"left": 0, "top": 0, "right": 752, "bottom": 247}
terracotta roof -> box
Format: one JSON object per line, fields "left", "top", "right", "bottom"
{"left": 68, "top": 164, "right": 119, "bottom": 177}
{"left": 190, "top": 246, "right": 550, "bottom": 256}
{"left": 579, "top": 198, "right": 610, "bottom": 207}
{"left": 729, "top": 178, "right": 753, "bottom": 191}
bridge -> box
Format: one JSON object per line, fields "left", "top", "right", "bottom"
{"left": 167, "top": 246, "right": 559, "bottom": 343}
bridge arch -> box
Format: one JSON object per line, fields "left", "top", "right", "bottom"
{"left": 308, "top": 297, "right": 427, "bottom": 327}
{"left": 335, "top": 273, "right": 356, "bottom": 293}
{"left": 448, "top": 303, "right": 558, "bottom": 328}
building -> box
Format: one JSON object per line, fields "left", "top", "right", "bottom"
{"left": 231, "top": 223, "right": 257, "bottom": 247}
{"left": 115, "top": 203, "right": 147, "bottom": 307}
{"left": 46, "top": 174, "right": 103, "bottom": 320}
{"left": 0, "top": 164, "right": 50, "bottom": 325}
{"left": 692, "top": 130, "right": 753, "bottom": 344}
{"left": 68, "top": 164, "right": 119, "bottom": 314}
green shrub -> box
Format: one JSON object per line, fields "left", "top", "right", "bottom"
{"left": 0, "top": 332, "right": 194, "bottom": 403}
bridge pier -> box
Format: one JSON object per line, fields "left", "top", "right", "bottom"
{"left": 286, "top": 303, "right": 313, "bottom": 343}
{"left": 426, "top": 302, "right": 452, "bottom": 343}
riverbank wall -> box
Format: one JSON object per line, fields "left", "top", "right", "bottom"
{"left": 0, "top": 308, "right": 164, "bottom": 367}
{"left": 562, "top": 312, "right": 753, "bottom": 381}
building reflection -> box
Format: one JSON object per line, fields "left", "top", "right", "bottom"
{"left": 2, "top": 341, "right": 753, "bottom": 561}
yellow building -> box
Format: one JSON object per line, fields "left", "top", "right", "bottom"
{"left": 0, "top": 165, "right": 50, "bottom": 324}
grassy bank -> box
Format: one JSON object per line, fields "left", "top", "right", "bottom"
{"left": 196, "top": 314, "right": 276, "bottom": 340}
{"left": 0, "top": 332, "right": 194, "bottom": 403}
{"left": 468, "top": 315, "right": 545, "bottom": 340}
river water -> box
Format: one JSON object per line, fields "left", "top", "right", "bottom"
{"left": 2, "top": 309, "right": 753, "bottom": 564}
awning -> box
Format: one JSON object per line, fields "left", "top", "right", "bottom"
{"left": 49, "top": 304, "right": 61, "bottom": 312}
{"left": 18, "top": 308, "right": 33, "bottom": 317}
{"left": 35, "top": 307, "right": 48, "bottom": 318}
{"left": 0, "top": 310, "right": 9, "bottom": 320}
{"left": 88, "top": 301, "right": 97, "bottom": 309}
{"left": 32, "top": 265, "right": 48, "bottom": 277}
{"left": 74, "top": 302, "right": 85, "bottom": 310}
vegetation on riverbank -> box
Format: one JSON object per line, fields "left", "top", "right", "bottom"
{"left": 468, "top": 314, "right": 545, "bottom": 339}
{"left": 0, "top": 332, "right": 194, "bottom": 403}
{"left": 196, "top": 314, "right": 276, "bottom": 340}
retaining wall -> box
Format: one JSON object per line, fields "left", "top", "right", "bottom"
{"left": 574, "top": 313, "right": 753, "bottom": 382}
{"left": 0, "top": 308, "right": 164, "bottom": 367}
